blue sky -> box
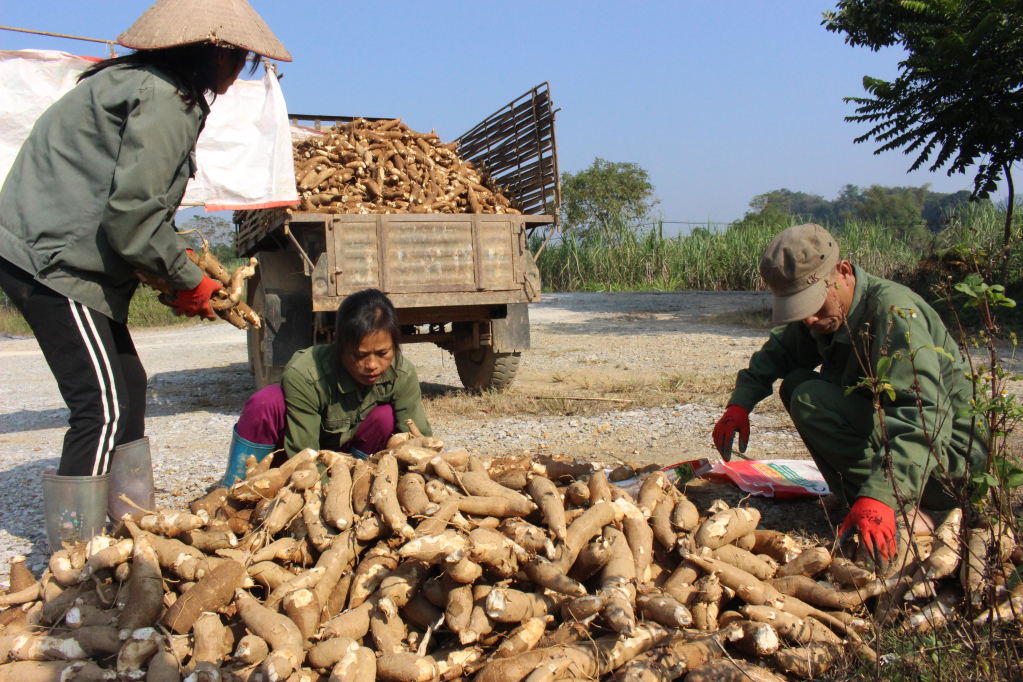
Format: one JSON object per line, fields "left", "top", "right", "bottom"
{"left": 1, "top": 1, "right": 1008, "bottom": 230}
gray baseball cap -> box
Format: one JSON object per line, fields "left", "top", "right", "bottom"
{"left": 759, "top": 224, "right": 839, "bottom": 324}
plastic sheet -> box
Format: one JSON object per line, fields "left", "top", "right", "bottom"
{"left": 0, "top": 50, "right": 96, "bottom": 187}
{"left": 182, "top": 67, "right": 299, "bottom": 210}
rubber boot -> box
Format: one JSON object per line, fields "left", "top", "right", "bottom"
{"left": 107, "top": 437, "right": 156, "bottom": 522}
{"left": 221, "top": 426, "right": 276, "bottom": 488}
{"left": 42, "top": 469, "right": 108, "bottom": 552}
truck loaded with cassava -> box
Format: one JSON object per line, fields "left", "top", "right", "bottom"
{"left": 1, "top": 434, "right": 1017, "bottom": 682}
{"left": 229, "top": 84, "right": 561, "bottom": 392}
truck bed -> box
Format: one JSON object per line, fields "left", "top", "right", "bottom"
{"left": 242, "top": 211, "right": 549, "bottom": 313}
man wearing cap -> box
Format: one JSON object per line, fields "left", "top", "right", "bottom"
{"left": 0, "top": 0, "right": 290, "bottom": 551}
{"left": 712, "top": 223, "right": 981, "bottom": 567}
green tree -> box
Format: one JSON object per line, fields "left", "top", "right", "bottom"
{"left": 745, "top": 189, "right": 838, "bottom": 226}
{"left": 824, "top": 0, "right": 1023, "bottom": 283}
{"left": 560, "top": 159, "right": 658, "bottom": 244}
{"left": 857, "top": 185, "right": 923, "bottom": 226}
{"left": 178, "top": 215, "right": 236, "bottom": 262}
{"left": 922, "top": 189, "right": 973, "bottom": 229}
{"left": 730, "top": 183, "right": 971, "bottom": 241}
{"left": 858, "top": 184, "right": 933, "bottom": 249}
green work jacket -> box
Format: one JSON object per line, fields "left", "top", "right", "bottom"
{"left": 0, "top": 64, "right": 206, "bottom": 322}
{"left": 729, "top": 265, "right": 982, "bottom": 509}
{"left": 281, "top": 343, "right": 433, "bottom": 457}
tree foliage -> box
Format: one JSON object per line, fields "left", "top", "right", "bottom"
{"left": 732, "top": 183, "right": 975, "bottom": 251}
{"left": 560, "top": 159, "right": 658, "bottom": 244}
{"left": 823, "top": 0, "right": 1023, "bottom": 201}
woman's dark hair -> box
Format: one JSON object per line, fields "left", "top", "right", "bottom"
{"left": 335, "top": 289, "right": 402, "bottom": 362}
{"left": 78, "top": 43, "right": 256, "bottom": 109}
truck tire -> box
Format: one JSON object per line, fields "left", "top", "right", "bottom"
{"left": 247, "top": 267, "right": 284, "bottom": 390}
{"left": 454, "top": 348, "right": 521, "bottom": 391}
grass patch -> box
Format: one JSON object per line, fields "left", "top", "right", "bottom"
{"left": 423, "top": 391, "right": 654, "bottom": 420}
{"left": 126, "top": 287, "right": 202, "bottom": 329}
{"left": 657, "top": 370, "right": 734, "bottom": 396}
{"left": 0, "top": 305, "right": 32, "bottom": 336}
{"left": 423, "top": 370, "right": 739, "bottom": 421}
{"left": 828, "top": 620, "right": 1023, "bottom": 682}
{"left": 0, "top": 287, "right": 204, "bottom": 337}
{"left": 0, "top": 253, "right": 249, "bottom": 337}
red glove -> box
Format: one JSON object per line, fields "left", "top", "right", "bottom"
{"left": 172, "top": 275, "right": 222, "bottom": 320}
{"left": 712, "top": 405, "right": 750, "bottom": 461}
{"left": 839, "top": 497, "right": 897, "bottom": 565}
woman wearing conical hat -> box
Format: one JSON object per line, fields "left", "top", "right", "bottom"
{"left": 0, "top": 0, "right": 290, "bottom": 552}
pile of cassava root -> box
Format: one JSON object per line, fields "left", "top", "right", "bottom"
{"left": 291, "top": 118, "right": 520, "bottom": 215}
{"left": 1, "top": 430, "right": 1021, "bottom": 682}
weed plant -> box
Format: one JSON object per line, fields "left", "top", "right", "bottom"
{"left": 834, "top": 264, "right": 1023, "bottom": 681}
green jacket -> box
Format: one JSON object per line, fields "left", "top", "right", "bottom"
{"left": 730, "top": 265, "right": 982, "bottom": 508}
{"left": 0, "top": 64, "right": 206, "bottom": 322}
{"left": 281, "top": 344, "right": 433, "bottom": 457}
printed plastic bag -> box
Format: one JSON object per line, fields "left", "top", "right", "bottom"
{"left": 704, "top": 459, "right": 830, "bottom": 498}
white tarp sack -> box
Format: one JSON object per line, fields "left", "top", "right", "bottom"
{"left": 0, "top": 50, "right": 96, "bottom": 186}
{"left": 0, "top": 49, "right": 298, "bottom": 211}
{"left": 183, "top": 67, "right": 299, "bottom": 210}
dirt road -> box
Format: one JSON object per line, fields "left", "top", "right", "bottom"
{"left": 1, "top": 291, "right": 830, "bottom": 577}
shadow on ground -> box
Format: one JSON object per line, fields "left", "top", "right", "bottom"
{"left": 0, "top": 455, "right": 58, "bottom": 574}
{"left": 0, "top": 363, "right": 255, "bottom": 435}
{"left": 420, "top": 382, "right": 465, "bottom": 399}
{"left": 684, "top": 479, "right": 839, "bottom": 544}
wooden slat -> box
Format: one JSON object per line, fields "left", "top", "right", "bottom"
{"left": 480, "top": 145, "right": 554, "bottom": 178}
{"left": 456, "top": 84, "right": 559, "bottom": 216}
{"left": 459, "top": 115, "right": 554, "bottom": 160}
{"left": 461, "top": 103, "right": 552, "bottom": 147}
{"left": 492, "top": 155, "right": 556, "bottom": 183}
{"left": 458, "top": 93, "right": 549, "bottom": 142}
{"left": 471, "top": 131, "right": 553, "bottom": 165}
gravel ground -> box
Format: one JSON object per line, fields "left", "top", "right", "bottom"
{"left": 0, "top": 291, "right": 829, "bottom": 583}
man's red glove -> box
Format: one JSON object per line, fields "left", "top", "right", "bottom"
{"left": 712, "top": 405, "right": 750, "bottom": 461}
{"left": 839, "top": 496, "right": 897, "bottom": 567}
{"left": 172, "top": 275, "right": 222, "bottom": 320}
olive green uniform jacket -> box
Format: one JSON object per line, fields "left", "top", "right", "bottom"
{"left": 0, "top": 64, "right": 206, "bottom": 322}
{"left": 281, "top": 344, "right": 433, "bottom": 457}
{"left": 729, "top": 265, "right": 982, "bottom": 510}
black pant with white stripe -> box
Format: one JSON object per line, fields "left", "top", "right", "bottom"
{"left": 0, "top": 256, "right": 146, "bottom": 476}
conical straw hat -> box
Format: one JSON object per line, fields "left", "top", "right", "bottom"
{"left": 118, "top": 0, "right": 291, "bottom": 62}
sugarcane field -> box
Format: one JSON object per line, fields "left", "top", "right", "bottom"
{"left": 3, "top": 2, "right": 1023, "bottom": 682}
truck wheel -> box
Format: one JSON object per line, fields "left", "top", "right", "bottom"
{"left": 247, "top": 267, "right": 284, "bottom": 390}
{"left": 454, "top": 348, "right": 521, "bottom": 391}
